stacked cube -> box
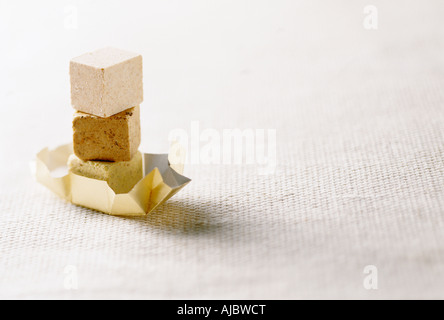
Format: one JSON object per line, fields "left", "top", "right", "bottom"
{"left": 68, "top": 47, "right": 144, "bottom": 194}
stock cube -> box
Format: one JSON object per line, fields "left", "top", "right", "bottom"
{"left": 73, "top": 106, "right": 141, "bottom": 162}
{"left": 68, "top": 151, "right": 143, "bottom": 194}
{"left": 70, "top": 47, "right": 143, "bottom": 117}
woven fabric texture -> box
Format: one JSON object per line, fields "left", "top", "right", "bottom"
{"left": 0, "top": 0, "right": 443, "bottom": 299}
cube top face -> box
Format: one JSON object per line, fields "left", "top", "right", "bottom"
{"left": 73, "top": 106, "right": 141, "bottom": 162}
{"left": 70, "top": 47, "right": 143, "bottom": 118}
{"left": 70, "top": 47, "right": 140, "bottom": 69}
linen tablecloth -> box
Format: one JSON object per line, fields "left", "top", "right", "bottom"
{"left": 0, "top": 0, "right": 443, "bottom": 299}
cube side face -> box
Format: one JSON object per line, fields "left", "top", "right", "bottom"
{"left": 107, "top": 151, "right": 143, "bottom": 193}
{"left": 70, "top": 61, "right": 104, "bottom": 116}
{"left": 127, "top": 105, "right": 142, "bottom": 160}
{"left": 102, "top": 55, "right": 143, "bottom": 117}
{"left": 73, "top": 112, "right": 132, "bottom": 162}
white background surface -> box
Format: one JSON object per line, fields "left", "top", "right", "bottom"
{"left": 0, "top": 0, "right": 443, "bottom": 299}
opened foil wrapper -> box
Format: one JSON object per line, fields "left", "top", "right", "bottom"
{"left": 33, "top": 143, "right": 191, "bottom": 216}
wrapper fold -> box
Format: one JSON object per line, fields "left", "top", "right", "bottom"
{"left": 34, "top": 143, "right": 191, "bottom": 216}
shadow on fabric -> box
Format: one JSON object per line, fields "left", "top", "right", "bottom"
{"left": 115, "top": 198, "right": 235, "bottom": 236}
